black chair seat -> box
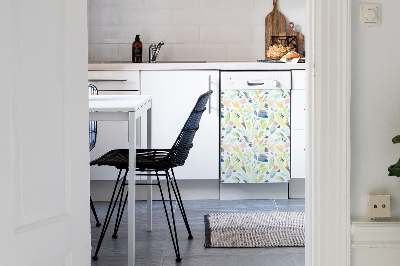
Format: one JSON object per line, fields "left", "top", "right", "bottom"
{"left": 90, "top": 90, "right": 212, "bottom": 262}
{"left": 90, "top": 147, "right": 195, "bottom": 171}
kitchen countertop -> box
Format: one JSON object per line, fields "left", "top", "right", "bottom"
{"left": 89, "top": 62, "right": 307, "bottom": 71}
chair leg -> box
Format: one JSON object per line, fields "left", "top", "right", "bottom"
{"left": 112, "top": 178, "right": 128, "bottom": 239}
{"left": 90, "top": 196, "right": 101, "bottom": 227}
{"left": 92, "top": 169, "right": 128, "bottom": 261}
{"left": 168, "top": 169, "right": 193, "bottom": 239}
{"left": 156, "top": 171, "right": 182, "bottom": 262}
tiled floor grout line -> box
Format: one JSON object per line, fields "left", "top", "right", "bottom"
{"left": 273, "top": 199, "right": 279, "bottom": 211}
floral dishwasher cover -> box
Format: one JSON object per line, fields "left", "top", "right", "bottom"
{"left": 220, "top": 89, "right": 290, "bottom": 183}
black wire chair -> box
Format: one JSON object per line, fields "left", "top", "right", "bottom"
{"left": 90, "top": 90, "right": 213, "bottom": 262}
{"left": 89, "top": 84, "right": 101, "bottom": 227}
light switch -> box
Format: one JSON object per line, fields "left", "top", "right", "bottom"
{"left": 359, "top": 3, "right": 381, "bottom": 26}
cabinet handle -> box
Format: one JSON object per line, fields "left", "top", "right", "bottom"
{"left": 208, "top": 75, "right": 212, "bottom": 114}
{"left": 247, "top": 81, "right": 264, "bottom": 86}
{"left": 88, "top": 79, "right": 127, "bottom": 82}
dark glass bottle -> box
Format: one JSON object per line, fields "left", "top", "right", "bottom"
{"left": 132, "top": 35, "right": 142, "bottom": 63}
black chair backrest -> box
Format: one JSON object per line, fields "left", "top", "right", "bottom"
{"left": 89, "top": 84, "right": 98, "bottom": 151}
{"left": 163, "top": 90, "right": 213, "bottom": 169}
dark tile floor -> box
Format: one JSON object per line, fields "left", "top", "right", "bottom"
{"left": 91, "top": 199, "right": 305, "bottom": 266}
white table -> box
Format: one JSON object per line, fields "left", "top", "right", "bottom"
{"left": 89, "top": 95, "right": 152, "bottom": 266}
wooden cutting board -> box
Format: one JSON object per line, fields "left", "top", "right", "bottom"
{"left": 280, "top": 22, "right": 304, "bottom": 53}
{"left": 265, "top": 0, "right": 286, "bottom": 59}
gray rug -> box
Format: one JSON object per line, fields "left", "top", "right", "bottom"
{"left": 204, "top": 212, "right": 305, "bottom": 248}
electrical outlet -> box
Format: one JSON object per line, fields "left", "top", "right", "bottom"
{"left": 368, "top": 194, "right": 391, "bottom": 219}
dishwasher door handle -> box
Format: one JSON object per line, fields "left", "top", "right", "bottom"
{"left": 247, "top": 81, "right": 264, "bottom": 86}
{"left": 88, "top": 79, "right": 127, "bottom": 82}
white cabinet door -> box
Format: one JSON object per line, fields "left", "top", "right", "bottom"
{"left": 292, "top": 70, "right": 306, "bottom": 90}
{"left": 1, "top": 0, "right": 89, "bottom": 264}
{"left": 291, "top": 90, "right": 306, "bottom": 130}
{"left": 291, "top": 70, "right": 306, "bottom": 179}
{"left": 141, "top": 70, "right": 219, "bottom": 180}
{"left": 291, "top": 130, "right": 306, "bottom": 179}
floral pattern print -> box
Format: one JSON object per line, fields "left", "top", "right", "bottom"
{"left": 220, "top": 89, "right": 291, "bottom": 183}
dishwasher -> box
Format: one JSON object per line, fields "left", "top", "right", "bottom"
{"left": 220, "top": 71, "right": 291, "bottom": 184}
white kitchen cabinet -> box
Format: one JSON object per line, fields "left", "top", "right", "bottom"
{"left": 291, "top": 90, "right": 306, "bottom": 130}
{"left": 291, "top": 129, "right": 306, "bottom": 179}
{"left": 292, "top": 70, "right": 306, "bottom": 90}
{"left": 141, "top": 70, "right": 219, "bottom": 180}
{"left": 88, "top": 71, "right": 140, "bottom": 91}
{"left": 88, "top": 71, "right": 141, "bottom": 180}
{"left": 291, "top": 70, "right": 306, "bottom": 179}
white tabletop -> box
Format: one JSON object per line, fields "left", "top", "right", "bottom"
{"left": 89, "top": 95, "right": 152, "bottom": 112}
{"left": 89, "top": 94, "right": 153, "bottom": 265}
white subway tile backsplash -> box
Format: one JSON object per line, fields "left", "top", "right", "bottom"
{"left": 224, "top": 0, "right": 253, "bottom": 8}
{"left": 91, "top": 44, "right": 119, "bottom": 61}
{"left": 91, "top": 26, "right": 146, "bottom": 43}
{"left": 146, "top": 0, "right": 199, "bottom": 9}
{"left": 173, "top": 8, "right": 226, "bottom": 26}
{"left": 173, "top": 44, "right": 226, "bottom": 61}
{"left": 253, "top": 0, "right": 271, "bottom": 9}
{"left": 253, "top": 0, "right": 306, "bottom": 27}
{"left": 199, "top": 0, "right": 228, "bottom": 8}
{"left": 252, "top": 26, "right": 265, "bottom": 44}
{"left": 118, "top": 44, "right": 132, "bottom": 61}
{"left": 200, "top": 26, "right": 252, "bottom": 44}
{"left": 87, "top": 8, "right": 91, "bottom": 26}
{"left": 200, "top": 0, "right": 252, "bottom": 8}
{"left": 91, "top": 0, "right": 146, "bottom": 8}
{"left": 280, "top": 1, "right": 306, "bottom": 25}
{"left": 119, "top": 8, "right": 173, "bottom": 26}
{"left": 147, "top": 26, "right": 199, "bottom": 44}
{"left": 88, "top": 44, "right": 91, "bottom": 62}
{"left": 200, "top": 26, "right": 265, "bottom": 44}
{"left": 227, "top": 8, "right": 267, "bottom": 26}
{"left": 293, "top": 24, "right": 306, "bottom": 35}
{"left": 88, "top": 0, "right": 305, "bottom": 62}
{"left": 227, "top": 43, "right": 264, "bottom": 61}
{"left": 91, "top": 7, "right": 118, "bottom": 26}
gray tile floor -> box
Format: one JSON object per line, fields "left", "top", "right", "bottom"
{"left": 91, "top": 199, "right": 305, "bottom": 266}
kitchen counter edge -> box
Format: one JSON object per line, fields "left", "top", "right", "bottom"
{"left": 89, "top": 62, "right": 306, "bottom": 71}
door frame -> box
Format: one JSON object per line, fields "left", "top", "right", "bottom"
{"left": 306, "top": 0, "right": 351, "bottom": 265}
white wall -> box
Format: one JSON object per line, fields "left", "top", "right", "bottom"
{"left": 351, "top": 1, "right": 400, "bottom": 264}
{"left": 87, "top": 0, "right": 305, "bottom": 62}
{"left": 351, "top": 0, "right": 400, "bottom": 220}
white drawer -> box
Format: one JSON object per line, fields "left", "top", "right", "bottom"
{"left": 291, "top": 90, "right": 306, "bottom": 130}
{"left": 88, "top": 71, "right": 140, "bottom": 91}
{"left": 292, "top": 70, "right": 306, "bottom": 90}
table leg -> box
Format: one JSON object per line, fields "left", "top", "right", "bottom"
{"left": 128, "top": 112, "right": 136, "bottom": 266}
{"left": 147, "top": 104, "right": 152, "bottom": 232}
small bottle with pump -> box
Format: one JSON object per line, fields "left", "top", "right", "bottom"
{"left": 132, "top": 35, "right": 142, "bottom": 63}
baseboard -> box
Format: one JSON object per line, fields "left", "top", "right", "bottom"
{"left": 351, "top": 220, "right": 400, "bottom": 266}
{"left": 90, "top": 179, "right": 220, "bottom": 201}
{"left": 289, "top": 178, "right": 305, "bottom": 198}
{"left": 91, "top": 179, "right": 306, "bottom": 201}
{"left": 220, "top": 183, "right": 289, "bottom": 200}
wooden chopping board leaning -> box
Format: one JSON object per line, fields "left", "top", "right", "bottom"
{"left": 280, "top": 22, "right": 304, "bottom": 53}
{"left": 265, "top": 0, "right": 286, "bottom": 59}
